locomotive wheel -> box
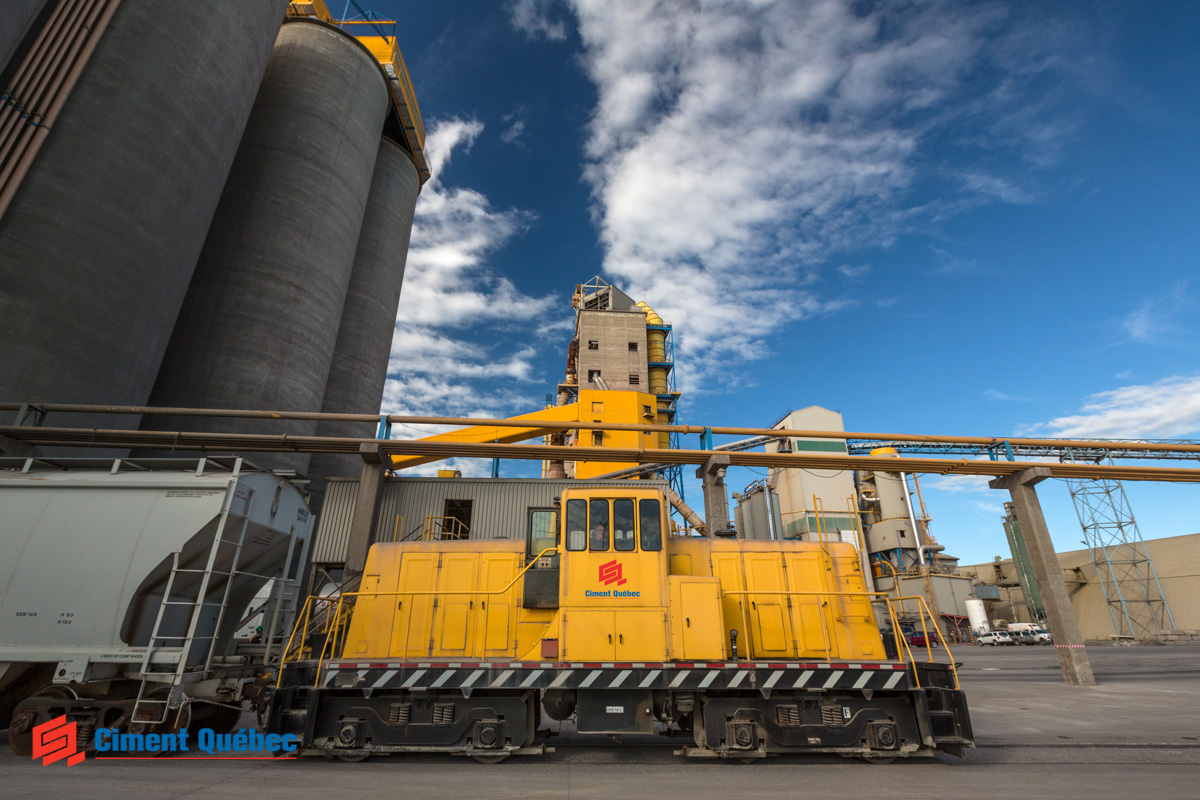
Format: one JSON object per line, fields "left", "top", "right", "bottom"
{"left": 334, "top": 752, "right": 370, "bottom": 763}
{"left": 861, "top": 755, "right": 898, "bottom": 765}
{"left": 469, "top": 752, "right": 511, "bottom": 764}
{"left": 7, "top": 685, "right": 79, "bottom": 757}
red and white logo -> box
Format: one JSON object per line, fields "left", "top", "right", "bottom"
{"left": 598, "top": 559, "right": 626, "bottom": 586}
{"left": 33, "top": 715, "right": 85, "bottom": 767}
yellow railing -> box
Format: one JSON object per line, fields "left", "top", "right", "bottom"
{"left": 279, "top": 548, "right": 558, "bottom": 688}
{"left": 422, "top": 515, "right": 469, "bottom": 541}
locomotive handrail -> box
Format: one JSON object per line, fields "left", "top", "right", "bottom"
{"left": 297, "top": 547, "right": 560, "bottom": 686}
{"left": 282, "top": 555, "right": 958, "bottom": 691}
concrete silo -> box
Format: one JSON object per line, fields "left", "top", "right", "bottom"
{"left": 0, "top": 0, "right": 47, "bottom": 75}
{"left": 144, "top": 19, "right": 391, "bottom": 474}
{"left": 306, "top": 134, "right": 421, "bottom": 508}
{"left": 0, "top": 0, "right": 287, "bottom": 433}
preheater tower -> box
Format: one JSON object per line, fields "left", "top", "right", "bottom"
{"left": 0, "top": 0, "right": 287, "bottom": 429}
{"left": 144, "top": 19, "right": 392, "bottom": 475}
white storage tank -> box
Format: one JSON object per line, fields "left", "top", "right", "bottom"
{"left": 966, "top": 596, "right": 990, "bottom": 634}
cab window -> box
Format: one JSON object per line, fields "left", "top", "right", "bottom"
{"left": 613, "top": 499, "right": 635, "bottom": 551}
{"left": 528, "top": 508, "right": 557, "bottom": 558}
{"left": 566, "top": 499, "right": 587, "bottom": 551}
{"left": 589, "top": 499, "right": 610, "bottom": 551}
{"left": 639, "top": 499, "right": 662, "bottom": 551}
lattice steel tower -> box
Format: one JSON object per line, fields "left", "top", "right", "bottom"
{"left": 1061, "top": 455, "right": 1176, "bottom": 638}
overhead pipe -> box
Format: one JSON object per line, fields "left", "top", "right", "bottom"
{"left": 4, "top": 402, "right": 1200, "bottom": 457}
{"left": 665, "top": 487, "right": 707, "bottom": 538}
{"left": 5, "top": 425, "right": 1200, "bottom": 483}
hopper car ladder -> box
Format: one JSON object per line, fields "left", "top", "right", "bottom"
{"left": 131, "top": 483, "right": 303, "bottom": 726}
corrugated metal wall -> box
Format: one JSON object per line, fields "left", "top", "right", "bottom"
{"left": 312, "top": 477, "right": 668, "bottom": 565}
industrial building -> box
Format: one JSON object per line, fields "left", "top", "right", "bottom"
{"left": 960, "top": 531, "right": 1200, "bottom": 643}
{"left": 0, "top": 0, "right": 426, "bottom": 507}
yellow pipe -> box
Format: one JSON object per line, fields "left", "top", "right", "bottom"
{"left": 636, "top": 301, "right": 671, "bottom": 450}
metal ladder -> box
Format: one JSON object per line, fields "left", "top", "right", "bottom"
{"left": 131, "top": 483, "right": 259, "bottom": 726}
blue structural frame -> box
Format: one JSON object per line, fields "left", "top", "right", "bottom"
{"left": 648, "top": 321, "right": 684, "bottom": 502}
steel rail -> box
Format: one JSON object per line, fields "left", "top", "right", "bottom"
{"left": 5, "top": 426, "right": 1200, "bottom": 482}
{"left": 4, "top": 402, "right": 1200, "bottom": 457}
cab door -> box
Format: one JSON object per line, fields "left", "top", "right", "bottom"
{"left": 559, "top": 494, "right": 667, "bottom": 661}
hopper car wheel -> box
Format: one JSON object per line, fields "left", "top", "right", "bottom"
{"left": 7, "top": 685, "right": 79, "bottom": 757}
{"left": 334, "top": 752, "right": 370, "bottom": 763}
{"left": 860, "top": 756, "right": 898, "bottom": 765}
{"left": 470, "top": 753, "right": 511, "bottom": 764}
{"left": 733, "top": 757, "right": 758, "bottom": 765}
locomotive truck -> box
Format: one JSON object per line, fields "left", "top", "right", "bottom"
{"left": 269, "top": 484, "right": 972, "bottom": 762}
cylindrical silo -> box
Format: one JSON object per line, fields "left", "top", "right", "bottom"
{"left": 305, "top": 135, "right": 421, "bottom": 509}
{"left": 0, "top": 0, "right": 287, "bottom": 436}
{"left": 0, "top": 0, "right": 46, "bottom": 75}
{"left": 144, "top": 20, "right": 390, "bottom": 475}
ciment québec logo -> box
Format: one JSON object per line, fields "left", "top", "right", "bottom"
{"left": 28, "top": 713, "right": 300, "bottom": 763}
{"left": 598, "top": 559, "right": 626, "bottom": 586}
{"left": 586, "top": 560, "right": 640, "bottom": 598}
{"left": 33, "top": 715, "right": 85, "bottom": 767}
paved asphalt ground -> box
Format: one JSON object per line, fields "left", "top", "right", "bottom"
{"left": 5, "top": 645, "right": 1197, "bottom": 799}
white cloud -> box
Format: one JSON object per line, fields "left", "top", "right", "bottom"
{"left": 509, "top": 0, "right": 569, "bottom": 41}
{"left": 500, "top": 119, "right": 526, "bottom": 145}
{"left": 1120, "top": 281, "right": 1192, "bottom": 345}
{"left": 838, "top": 263, "right": 871, "bottom": 281}
{"left": 384, "top": 118, "right": 556, "bottom": 453}
{"left": 984, "top": 388, "right": 1035, "bottom": 403}
{"left": 924, "top": 473, "right": 992, "bottom": 494}
{"left": 1021, "top": 375, "right": 1200, "bottom": 439}
{"left": 559, "top": 0, "right": 1074, "bottom": 386}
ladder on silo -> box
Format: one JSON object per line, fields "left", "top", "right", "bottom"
{"left": 131, "top": 482, "right": 262, "bottom": 727}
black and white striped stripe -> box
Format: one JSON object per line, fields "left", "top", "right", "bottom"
{"left": 314, "top": 660, "right": 914, "bottom": 693}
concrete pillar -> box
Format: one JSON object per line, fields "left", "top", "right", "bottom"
{"left": 990, "top": 467, "right": 1096, "bottom": 686}
{"left": 344, "top": 443, "right": 387, "bottom": 579}
{"left": 696, "top": 454, "right": 732, "bottom": 538}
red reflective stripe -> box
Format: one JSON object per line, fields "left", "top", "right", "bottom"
{"left": 704, "top": 663, "right": 725, "bottom": 669}
{"left": 582, "top": 663, "right": 603, "bottom": 668}
{"left": 645, "top": 663, "right": 663, "bottom": 668}
{"left": 368, "top": 663, "right": 388, "bottom": 668}
{"left": 767, "top": 663, "right": 787, "bottom": 669}
{"left": 614, "top": 663, "right": 634, "bottom": 668}
{"left": 675, "top": 663, "right": 694, "bottom": 668}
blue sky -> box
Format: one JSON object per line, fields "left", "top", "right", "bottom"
{"left": 370, "top": 1, "right": 1199, "bottom": 565}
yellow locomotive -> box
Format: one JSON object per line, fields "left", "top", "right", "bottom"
{"left": 270, "top": 486, "right": 972, "bottom": 761}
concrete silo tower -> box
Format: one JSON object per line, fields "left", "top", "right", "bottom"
{"left": 0, "top": 0, "right": 288, "bottom": 433}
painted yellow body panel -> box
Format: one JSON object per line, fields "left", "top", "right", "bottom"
{"left": 340, "top": 488, "right": 885, "bottom": 663}
{"left": 571, "top": 390, "right": 660, "bottom": 479}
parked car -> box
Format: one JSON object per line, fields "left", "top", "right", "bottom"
{"left": 975, "top": 631, "right": 1014, "bottom": 646}
{"left": 906, "top": 629, "right": 940, "bottom": 648}
{"left": 1007, "top": 626, "right": 1054, "bottom": 645}
{"left": 881, "top": 626, "right": 940, "bottom": 650}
